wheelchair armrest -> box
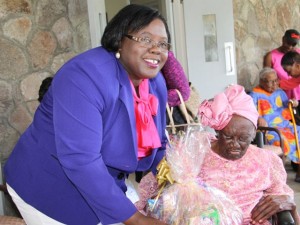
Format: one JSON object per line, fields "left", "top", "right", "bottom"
{"left": 273, "top": 210, "right": 295, "bottom": 225}
{"left": 257, "top": 126, "right": 284, "bottom": 153}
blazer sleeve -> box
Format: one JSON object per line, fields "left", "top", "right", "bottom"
{"left": 52, "top": 62, "right": 137, "bottom": 224}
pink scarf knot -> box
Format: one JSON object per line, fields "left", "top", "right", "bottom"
{"left": 199, "top": 85, "right": 258, "bottom": 130}
{"left": 131, "top": 79, "right": 161, "bottom": 159}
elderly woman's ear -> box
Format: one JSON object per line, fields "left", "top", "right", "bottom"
{"left": 258, "top": 117, "right": 268, "bottom": 127}
{"left": 251, "top": 127, "right": 257, "bottom": 141}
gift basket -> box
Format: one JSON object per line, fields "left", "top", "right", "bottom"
{"left": 136, "top": 125, "right": 243, "bottom": 225}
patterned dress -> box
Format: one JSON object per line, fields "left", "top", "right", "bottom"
{"left": 249, "top": 86, "right": 300, "bottom": 163}
{"left": 199, "top": 144, "right": 294, "bottom": 225}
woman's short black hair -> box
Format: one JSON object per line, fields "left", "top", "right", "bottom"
{"left": 283, "top": 29, "right": 300, "bottom": 46}
{"left": 101, "top": 4, "right": 171, "bottom": 52}
{"left": 281, "top": 51, "right": 300, "bottom": 66}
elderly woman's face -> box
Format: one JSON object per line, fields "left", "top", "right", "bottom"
{"left": 119, "top": 19, "right": 169, "bottom": 86}
{"left": 217, "top": 115, "right": 256, "bottom": 160}
{"left": 259, "top": 72, "right": 279, "bottom": 93}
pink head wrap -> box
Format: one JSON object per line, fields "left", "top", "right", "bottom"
{"left": 199, "top": 84, "right": 258, "bottom": 130}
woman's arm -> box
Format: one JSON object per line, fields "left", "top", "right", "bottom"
{"left": 124, "top": 211, "right": 169, "bottom": 225}
{"left": 280, "top": 77, "right": 300, "bottom": 90}
{"left": 263, "top": 52, "right": 273, "bottom": 67}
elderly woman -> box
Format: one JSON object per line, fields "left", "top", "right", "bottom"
{"left": 249, "top": 67, "right": 300, "bottom": 181}
{"left": 198, "top": 84, "right": 299, "bottom": 225}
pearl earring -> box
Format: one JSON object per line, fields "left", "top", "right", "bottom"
{"left": 115, "top": 52, "right": 120, "bottom": 59}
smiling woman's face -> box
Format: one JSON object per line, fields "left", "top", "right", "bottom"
{"left": 214, "top": 115, "right": 256, "bottom": 160}
{"left": 119, "top": 19, "right": 169, "bottom": 87}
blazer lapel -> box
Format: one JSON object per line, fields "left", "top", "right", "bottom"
{"left": 117, "top": 63, "right": 138, "bottom": 158}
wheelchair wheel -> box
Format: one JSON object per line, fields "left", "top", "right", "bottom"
{"left": 291, "top": 161, "right": 298, "bottom": 172}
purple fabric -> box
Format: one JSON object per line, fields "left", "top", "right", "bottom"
{"left": 4, "top": 47, "right": 168, "bottom": 225}
{"left": 161, "top": 51, "right": 190, "bottom": 106}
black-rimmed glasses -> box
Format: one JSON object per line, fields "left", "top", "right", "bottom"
{"left": 125, "top": 34, "right": 171, "bottom": 52}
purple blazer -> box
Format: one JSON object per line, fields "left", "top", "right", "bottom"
{"left": 4, "top": 47, "right": 167, "bottom": 225}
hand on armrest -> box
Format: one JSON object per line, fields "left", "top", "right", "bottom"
{"left": 251, "top": 195, "right": 296, "bottom": 224}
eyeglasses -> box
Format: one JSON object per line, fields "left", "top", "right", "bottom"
{"left": 125, "top": 34, "right": 171, "bottom": 52}
{"left": 262, "top": 79, "right": 279, "bottom": 85}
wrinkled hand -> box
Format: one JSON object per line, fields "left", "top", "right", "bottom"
{"left": 124, "top": 211, "right": 169, "bottom": 225}
{"left": 290, "top": 99, "right": 299, "bottom": 107}
{"left": 250, "top": 195, "right": 296, "bottom": 224}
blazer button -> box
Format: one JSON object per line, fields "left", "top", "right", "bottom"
{"left": 117, "top": 173, "right": 124, "bottom": 180}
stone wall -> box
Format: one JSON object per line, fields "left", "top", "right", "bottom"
{"left": 233, "top": 0, "right": 300, "bottom": 92}
{"left": 0, "top": 0, "right": 91, "bottom": 163}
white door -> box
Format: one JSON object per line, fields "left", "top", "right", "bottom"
{"left": 87, "top": 0, "right": 106, "bottom": 48}
{"left": 182, "top": 0, "right": 237, "bottom": 100}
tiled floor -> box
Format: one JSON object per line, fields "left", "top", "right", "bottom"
{"left": 285, "top": 160, "right": 300, "bottom": 213}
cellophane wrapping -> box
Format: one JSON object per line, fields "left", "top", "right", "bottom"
{"left": 137, "top": 125, "right": 243, "bottom": 225}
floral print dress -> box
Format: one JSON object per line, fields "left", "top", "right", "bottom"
{"left": 249, "top": 86, "right": 300, "bottom": 163}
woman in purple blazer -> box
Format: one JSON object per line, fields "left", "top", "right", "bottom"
{"left": 4, "top": 4, "right": 170, "bottom": 225}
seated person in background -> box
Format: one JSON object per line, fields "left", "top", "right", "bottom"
{"left": 263, "top": 29, "right": 300, "bottom": 111}
{"left": 163, "top": 50, "right": 193, "bottom": 125}
{"left": 198, "top": 84, "right": 299, "bottom": 225}
{"left": 249, "top": 67, "right": 300, "bottom": 181}
{"left": 161, "top": 50, "right": 190, "bottom": 107}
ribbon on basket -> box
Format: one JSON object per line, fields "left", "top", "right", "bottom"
{"left": 150, "top": 157, "right": 174, "bottom": 211}
{"left": 156, "top": 157, "right": 174, "bottom": 186}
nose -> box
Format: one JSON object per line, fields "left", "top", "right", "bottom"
{"left": 149, "top": 45, "right": 161, "bottom": 54}
{"left": 228, "top": 139, "right": 240, "bottom": 148}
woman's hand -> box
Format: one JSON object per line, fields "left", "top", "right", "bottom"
{"left": 250, "top": 195, "right": 296, "bottom": 224}
{"left": 290, "top": 98, "right": 299, "bottom": 107}
{"left": 124, "top": 211, "right": 169, "bottom": 225}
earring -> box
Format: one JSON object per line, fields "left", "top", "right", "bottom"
{"left": 115, "top": 52, "right": 120, "bottom": 59}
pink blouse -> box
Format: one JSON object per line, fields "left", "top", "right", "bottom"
{"left": 198, "top": 144, "right": 294, "bottom": 225}
{"left": 271, "top": 48, "right": 300, "bottom": 100}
